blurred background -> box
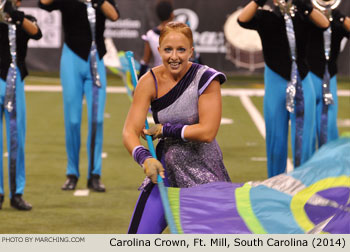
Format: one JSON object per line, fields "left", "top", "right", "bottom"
{"left": 20, "top": 0, "right": 350, "bottom": 78}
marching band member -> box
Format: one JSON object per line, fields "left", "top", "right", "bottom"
{"left": 39, "top": 0, "right": 119, "bottom": 192}
{"left": 0, "top": 0, "right": 42, "bottom": 210}
{"left": 138, "top": 0, "right": 174, "bottom": 78}
{"left": 123, "top": 22, "right": 231, "bottom": 233}
{"left": 237, "top": 0, "right": 329, "bottom": 177}
{"left": 307, "top": 0, "right": 350, "bottom": 148}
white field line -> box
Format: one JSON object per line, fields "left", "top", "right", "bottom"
{"left": 239, "top": 95, "right": 294, "bottom": 173}
{"left": 24, "top": 85, "right": 347, "bottom": 173}
{"left": 24, "top": 85, "right": 350, "bottom": 97}
{"left": 24, "top": 85, "right": 127, "bottom": 93}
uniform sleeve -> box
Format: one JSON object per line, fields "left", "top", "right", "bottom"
{"left": 24, "top": 15, "right": 42, "bottom": 40}
{"left": 38, "top": 0, "right": 63, "bottom": 12}
{"left": 141, "top": 30, "right": 150, "bottom": 42}
{"left": 237, "top": 9, "right": 265, "bottom": 31}
{"left": 332, "top": 10, "right": 350, "bottom": 38}
{"left": 198, "top": 67, "right": 226, "bottom": 95}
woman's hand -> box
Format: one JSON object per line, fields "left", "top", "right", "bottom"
{"left": 143, "top": 158, "right": 165, "bottom": 184}
{"left": 143, "top": 124, "right": 163, "bottom": 140}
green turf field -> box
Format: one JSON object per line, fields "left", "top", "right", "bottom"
{"left": 0, "top": 74, "right": 349, "bottom": 233}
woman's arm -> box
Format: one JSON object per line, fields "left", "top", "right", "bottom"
{"left": 122, "top": 73, "right": 164, "bottom": 183}
{"left": 99, "top": 0, "right": 119, "bottom": 21}
{"left": 343, "top": 16, "right": 350, "bottom": 32}
{"left": 22, "top": 17, "right": 40, "bottom": 37}
{"left": 122, "top": 73, "right": 156, "bottom": 155}
{"left": 182, "top": 79, "right": 222, "bottom": 143}
{"left": 293, "top": 0, "right": 329, "bottom": 28}
{"left": 238, "top": 1, "right": 261, "bottom": 23}
{"left": 308, "top": 8, "right": 330, "bottom": 28}
{"left": 39, "top": 0, "right": 54, "bottom": 4}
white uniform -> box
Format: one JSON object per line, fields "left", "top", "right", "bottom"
{"left": 141, "top": 28, "right": 162, "bottom": 67}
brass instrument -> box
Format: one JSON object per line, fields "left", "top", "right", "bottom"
{"left": 276, "top": 0, "right": 297, "bottom": 17}
{"left": 311, "top": 0, "right": 342, "bottom": 20}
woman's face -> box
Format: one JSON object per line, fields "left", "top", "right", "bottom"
{"left": 158, "top": 31, "right": 193, "bottom": 77}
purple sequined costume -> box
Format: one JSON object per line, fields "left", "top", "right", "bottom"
{"left": 128, "top": 63, "right": 231, "bottom": 234}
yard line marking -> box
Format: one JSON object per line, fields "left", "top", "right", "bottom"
{"left": 239, "top": 95, "right": 294, "bottom": 173}
{"left": 239, "top": 95, "right": 266, "bottom": 138}
{"left": 146, "top": 116, "right": 233, "bottom": 125}
{"left": 24, "top": 85, "right": 350, "bottom": 96}
{"left": 73, "top": 189, "right": 90, "bottom": 197}
{"left": 221, "top": 88, "right": 264, "bottom": 97}
{"left": 24, "top": 85, "right": 127, "bottom": 93}
{"left": 338, "top": 119, "right": 350, "bottom": 127}
{"left": 251, "top": 157, "right": 267, "bottom": 161}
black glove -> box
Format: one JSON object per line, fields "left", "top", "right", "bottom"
{"left": 332, "top": 10, "right": 346, "bottom": 23}
{"left": 92, "top": 0, "right": 105, "bottom": 9}
{"left": 293, "top": 0, "right": 313, "bottom": 16}
{"left": 4, "top": 1, "right": 25, "bottom": 25}
{"left": 254, "top": 0, "right": 267, "bottom": 7}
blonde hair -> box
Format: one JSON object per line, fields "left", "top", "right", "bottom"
{"left": 159, "top": 21, "right": 193, "bottom": 47}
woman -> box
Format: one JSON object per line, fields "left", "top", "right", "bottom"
{"left": 123, "top": 21, "right": 231, "bottom": 233}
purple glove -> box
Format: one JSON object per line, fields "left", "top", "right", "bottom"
{"left": 132, "top": 145, "right": 164, "bottom": 184}
{"left": 132, "top": 145, "right": 153, "bottom": 167}
{"left": 162, "top": 123, "right": 186, "bottom": 140}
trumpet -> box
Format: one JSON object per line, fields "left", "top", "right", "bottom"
{"left": 311, "top": 0, "right": 342, "bottom": 20}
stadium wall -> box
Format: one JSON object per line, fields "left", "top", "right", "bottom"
{"left": 21, "top": 0, "right": 350, "bottom": 77}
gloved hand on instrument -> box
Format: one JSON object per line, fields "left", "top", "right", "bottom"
{"left": 143, "top": 123, "right": 187, "bottom": 140}
{"left": 4, "top": 1, "right": 24, "bottom": 25}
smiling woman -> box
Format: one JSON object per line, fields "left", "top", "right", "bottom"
{"left": 122, "top": 21, "right": 231, "bottom": 234}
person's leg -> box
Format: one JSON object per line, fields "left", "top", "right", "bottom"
{"left": 291, "top": 73, "right": 316, "bottom": 167}
{"left": 0, "top": 78, "right": 5, "bottom": 200}
{"left": 128, "top": 183, "right": 167, "bottom": 234}
{"left": 4, "top": 71, "right": 31, "bottom": 210}
{"left": 84, "top": 55, "right": 107, "bottom": 179}
{"left": 326, "top": 75, "right": 338, "bottom": 142}
{"left": 309, "top": 72, "right": 322, "bottom": 150}
{"left": 60, "top": 44, "right": 85, "bottom": 178}
{"left": 13, "top": 71, "right": 26, "bottom": 196}
{"left": 264, "top": 66, "right": 289, "bottom": 177}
